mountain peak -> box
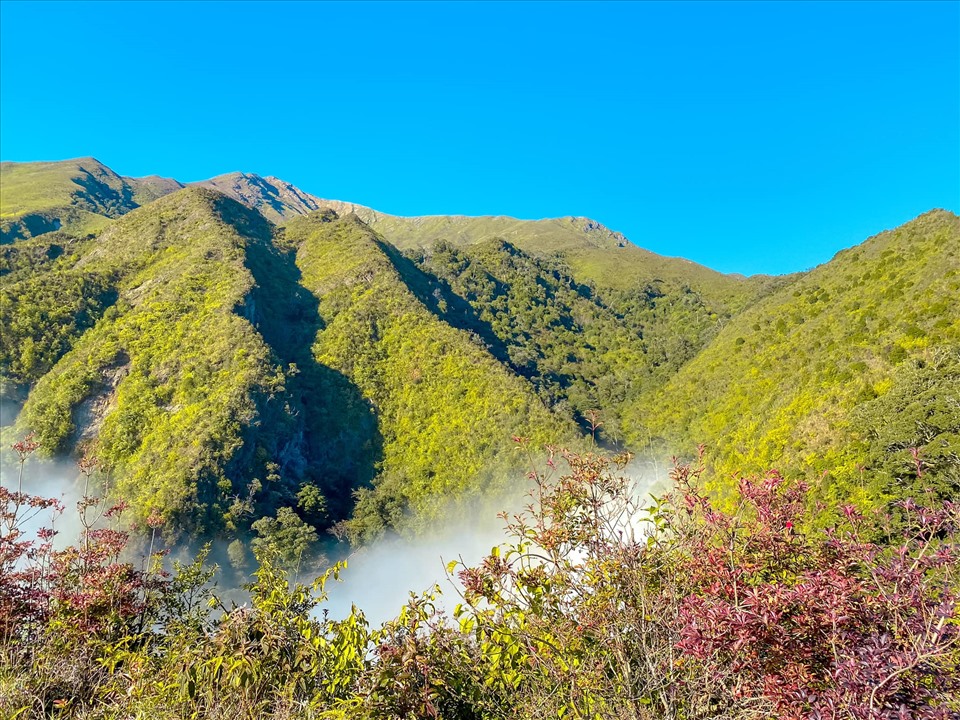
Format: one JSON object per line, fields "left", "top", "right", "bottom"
{"left": 193, "top": 172, "right": 325, "bottom": 224}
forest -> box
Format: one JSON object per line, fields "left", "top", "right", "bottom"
{"left": 1, "top": 158, "right": 958, "bottom": 717}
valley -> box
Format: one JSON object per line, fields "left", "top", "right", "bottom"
{"left": 1, "top": 156, "right": 958, "bottom": 719}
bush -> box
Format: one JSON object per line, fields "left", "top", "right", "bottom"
{"left": 449, "top": 444, "right": 960, "bottom": 719}
{"left": 2, "top": 435, "right": 957, "bottom": 719}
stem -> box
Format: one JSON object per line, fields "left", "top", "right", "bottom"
{"left": 145, "top": 527, "right": 156, "bottom": 574}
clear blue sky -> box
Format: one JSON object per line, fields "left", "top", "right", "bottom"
{"left": 1, "top": 1, "right": 957, "bottom": 275}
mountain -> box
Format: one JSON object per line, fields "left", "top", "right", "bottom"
{"left": 14, "top": 189, "right": 287, "bottom": 535}
{"left": 0, "top": 157, "right": 182, "bottom": 242}
{"left": 2, "top": 161, "right": 781, "bottom": 444}
{"left": 2, "top": 157, "right": 957, "bottom": 549}
{"left": 305, "top": 202, "right": 785, "bottom": 313}
{"left": 193, "top": 172, "right": 327, "bottom": 224}
{"left": 3, "top": 182, "right": 573, "bottom": 546}
{"left": 284, "top": 210, "right": 575, "bottom": 540}
{"left": 187, "top": 171, "right": 781, "bottom": 312}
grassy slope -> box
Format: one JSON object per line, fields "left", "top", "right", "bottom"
{"left": 14, "top": 158, "right": 953, "bottom": 539}
{"left": 0, "top": 233, "right": 116, "bottom": 384}
{"left": 10, "top": 193, "right": 579, "bottom": 541}
{"left": 403, "top": 237, "right": 736, "bottom": 445}
{"left": 285, "top": 211, "right": 578, "bottom": 540}
{"left": 0, "top": 158, "right": 794, "bottom": 542}
{"left": 629, "top": 209, "right": 960, "bottom": 507}
{"left": 2, "top": 157, "right": 777, "bottom": 316}
{"left": 0, "top": 158, "right": 183, "bottom": 242}
{"left": 339, "top": 209, "right": 782, "bottom": 314}
{"left": 125, "top": 174, "right": 186, "bottom": 206}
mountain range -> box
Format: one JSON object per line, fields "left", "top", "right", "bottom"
{"left": 2, "top": 157, "right": 957, "bottom": 547}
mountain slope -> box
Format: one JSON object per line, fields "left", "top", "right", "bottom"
{"left": 284, "top": 211, "right": 577, "bottom": 540}
{"left": 399, "top": 236, "right": 734, "bottom": 443}
{"left": 194, "top": 172, "right": 326, "bottom": 224}
{"left": 158, "top": 170, "right": 785, "bottom": 444}
{"left": 15, "top": 189, "right": 290, "bottom": 533}
{"left": 0, "top": 158, "right": 183, "bottom": 242}
{"left": 0, "top": 231, "right": 116, "bottom": 384}
{"left": 8, "top": 184, "right": 576, "bottom": 543}
{"left": 6, "top": 157, "right": 955, "bottom": 545}
{"left": 1, "top": 159, "right": 780, "bottom": 319}
{"left": 187, "top": 172, "right": 780, "bottom": 316}
{"left": 310, "top": 205, "right": 784, "bottom": 315}
{"left": 629, "top": 209, "right": 960, "bottom": 509}
{"left": 10, "top": 189, "right": 375, "bottom": 539}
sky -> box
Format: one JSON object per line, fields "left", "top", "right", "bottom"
{"left": 0, "top": 1, "right": 957, "bottom": 275}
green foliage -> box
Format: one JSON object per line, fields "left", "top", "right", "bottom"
{"left": 286, "top": 212, "right": 577, "bottom": 541}
{"left": 0, "top": 158, "right": 181, "bottom": 242}
{"left": 0, "top": 268, "right": 117, "bottom": 382}
{"left": 0, "top": 232, "right": 109, "bottom": 384}
{"left": 153, "top": 554, "right": 372, "bottom": 718}
{"left": 5, "top": 154, "right": 958, "bottom": 552}
{"left": 631, "top": 209, "right": 960, "bottom": 509}
{"left": 850, "top": 345, "right": 960, "bottom": 509}
{"left": 8, "top": 185, "right": 582, "bottom": 544}
{"left": 16, "top": 190, "right": 290, "bottom": 534}
{"left": 251, "top": 507, "right": 320, "bottom": 572}
{"left": 0, "top": 231, "right": 95, "bottom": 280}
{"left": 407, "top": 237, "right": 726, "bottom": 442}
{"left": 357, "top": 211, "right": 780, "bottom": 312}
{"left": 3, "top": 438, "right": 958, "bottom": 719}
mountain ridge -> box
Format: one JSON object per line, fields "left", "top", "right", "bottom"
{"left": 2, "top": 156, "right": 956, "bottom": 550}
{"left": 2, "top": 159, "right": 770, "bottom": 280}
{"left": 0, "top": 157, "right": 184, "bottom": 242}
{"left": 3, "top": 182, "right": 577, "bottom": 542}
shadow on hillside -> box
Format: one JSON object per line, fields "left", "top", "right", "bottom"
{"left": 226, "top": 200, "right": 383, "bottom": 528}
{"left": 375, "top": 239, "right": 515, "bottom": 366}
{"left": 73, "top": 166, "right": 137, "bottom": 216}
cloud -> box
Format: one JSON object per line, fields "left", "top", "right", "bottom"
{"left": 321, "top": 454, "right": 669, "bottom": 627}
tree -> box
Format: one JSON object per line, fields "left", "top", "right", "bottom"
{"left": 251, "top": 506, "right": 320, "bottom": 572}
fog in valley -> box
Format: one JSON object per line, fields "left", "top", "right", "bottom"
{"left": 1, "top": 404, "right": 667, "bottom": 628}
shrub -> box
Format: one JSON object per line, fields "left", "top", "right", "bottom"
{"left": 450, "top": 444, "right": 960, "bottom": 719}
{"left": 2, "top": 434, "right": 957, "bottom": 719}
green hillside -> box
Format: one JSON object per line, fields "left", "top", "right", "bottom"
{"left": 191, "top": 176, "right": 779, "bottom": 319}
{"left": 629, "top": 209, "right": 960, "bottom": 511}
{"left": 402, "top": 237, "right": 730, "bottom": 443}
{"left": 15, "top": 189, "right": 290, "bottom": 534}
{"left": 325, "top": 207, "right": 783, "bottom": 314}
{"left": 4, "top": 181, "right": 576, "bottom": 545}
{"left": 0, "top": 158, "right": 182, "bottom": 242}
{"left": 285, "top": 211, "right": 576, "bottom": 541}
{"left": 1, "top": 160, "right": 777, "bottom": 318}
{"left": 4, "top": 157, "right": 956, "bottom": 547}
